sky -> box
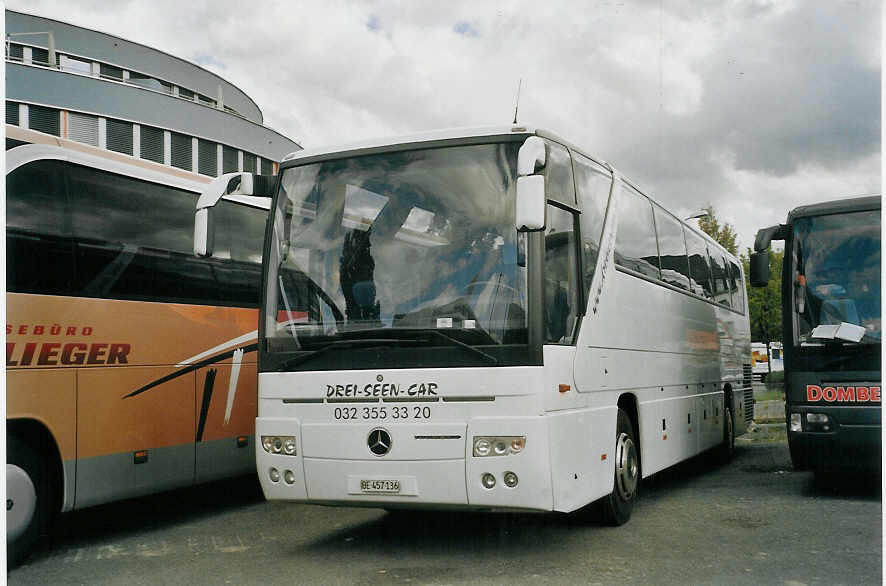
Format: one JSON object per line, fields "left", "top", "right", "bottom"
{"left": 7, "top": 0, "right": 881, "bottom": 253}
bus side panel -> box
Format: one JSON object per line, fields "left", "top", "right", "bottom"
{"left": 75, "top": 367, "right": 196, "bottom": 509}
{"left": 194, "top": 362, "right": 257, "bottom": 483}
{"left": 7, "top": 369, "right": 77, "bottom": 511}
{"left": 547, "top": 406, "right": 617, "bottom": 512}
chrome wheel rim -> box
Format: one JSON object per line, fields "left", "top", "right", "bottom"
{"left": 615, "top": 432, "right": 639, "bottom": 501}
{"left": 6, "top": 463, "right": 36, "bottom": 542}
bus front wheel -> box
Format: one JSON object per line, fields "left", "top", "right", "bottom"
{"left": 599, "top": 409, "right": 639, "bottom": 526}
{"left": 7, "top": 436, "right": 47, "bottom": 567}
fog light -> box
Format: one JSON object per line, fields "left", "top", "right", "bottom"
{"left": 503, "top": 471, "right": 518, "bottom": 488}
{"left": 790, "top": 413, "right": 802, "bottom": 432}
{"left": 284, "top": 470, "right": 296, "bottom": 484}
{"left": 269, "top": 467, "right": 280, "bottom": 482}
{"left": 481, "top": 473, "right": 496, "bottom": 489}
{"left": 474, "top": 438, "right": 491, "bottom": 457}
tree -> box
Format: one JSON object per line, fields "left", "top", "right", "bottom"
{"left": 742, "top": 248, "right": 783, "bottom": 343}
{"left": 697, "top": 204, "right": 738, "bottom": 255}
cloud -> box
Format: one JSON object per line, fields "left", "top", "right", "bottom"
{"left": 7, "top": 0, "right": 880, "bottom": 255}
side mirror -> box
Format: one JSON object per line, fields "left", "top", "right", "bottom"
{"left": 194, "top": 172, "right": 274, "bottom": 256}
{"left": 515, "top": 136, "right": 546, "bottom": 232}
{"left": 516, "top": 175, "right": 545, "bottom": 231}
{"left": 749, "top": 251, "right": 770, "bottom": 287}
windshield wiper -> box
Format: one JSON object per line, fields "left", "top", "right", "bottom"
{"left": 276, "top": 338, "right": 423, "bottom": 370}
{"left": 420, "top": 329, "right": 499, "bottom": 365}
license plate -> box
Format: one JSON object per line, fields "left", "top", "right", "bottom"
{"left": 360, "top": 479, "right": 401, "bottom": 494}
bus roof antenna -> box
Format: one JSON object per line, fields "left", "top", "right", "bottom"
{"left": 512, "top": 78, "right": 523, "bottom": 125}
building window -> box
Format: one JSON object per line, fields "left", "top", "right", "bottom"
{"left": 100, "top": 63, "right": 124, "bottom": 81}
{"left": 68, "top": 112, "right": 100, "bottom": 147}
{"left": 7, "top": 101, "right": 20, "bottom": 126}
{"left": 140, "top": 125, "right": 164, "bottom": 163}
{"left": 107, "top": 119, "right": 134, "bottom": 155}
{"left": 198, "top": 139, "right": 218, "bottom": 176}
{"left": 31, "top": 47, "right": 50, "bottom": 66}
{"left": 222, "top": 145, "right": 239, "bottom": 173}
{"left": 7, "top": 43, "right": 24, "bottom": 60}
{"left": 242, "top": 153, "right": 256, "bottom": 173}
{"left": 170, "top": 132, "right": 192, "bottom": 171}
{"left": 28, "top": 105, "right": 60, "bottom": 136}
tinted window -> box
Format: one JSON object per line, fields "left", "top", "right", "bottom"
{"left": 615, "top": 185, "right": 659, "bottom": 279}
{"left": 544, "top": 205, "right": 580, "bottom": 344}
{"left": 6, "top": 159, "right": 75, "bottom": 294}
{"left": 710, "top": 253, "right": 731, "bottom": 307}
{"left": 7, "top": 160, "right": 264, "bottom": 307}
{"left": 544, "top": 141, "right": 575, "bottom": 205}
{"left": 574, "top": 154, "right": 611, "bottom": 293}
{"left": 730, "top": 260, "right": 744, "bottom": 312}
{"left": 685, "top": 230, "right": 713, "bottom": 299}
{"left": 653, "top": 205, "right": 691, "bottom": 291}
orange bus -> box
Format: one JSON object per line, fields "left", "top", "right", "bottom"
{"left": 6, "top": 126, "right": 269, "bottom": 563}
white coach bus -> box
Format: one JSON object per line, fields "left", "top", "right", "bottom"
{"left": 196, "top": 126, "right": 753, "bottom": 524}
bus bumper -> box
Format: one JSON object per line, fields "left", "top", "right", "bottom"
{"left": 256, "top": 416, "right": 554, "bottom": 511}
{"left": 787, "top": 407, "right": 881, "bottom": 472}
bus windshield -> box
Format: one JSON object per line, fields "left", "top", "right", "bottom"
{"left": 794, "top": 210, "right": 881, "bottom": 347}
{"left": 264, "top": 142, "right": 528, "bottom": 366}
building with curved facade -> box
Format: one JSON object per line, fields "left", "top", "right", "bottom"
{"left": 5, "top": 9, "right": 301, "bottom": 175}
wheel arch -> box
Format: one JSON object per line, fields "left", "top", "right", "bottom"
{"left": 7, "top": 417, "right": 66, "bottom": 515}
{"left": 616, "top": 393, "right": 641, "bottom": 466}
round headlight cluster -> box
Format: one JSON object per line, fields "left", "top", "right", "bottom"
{"left": 262, "top": 435, "right": 297, "bottom": 456}
{"left": 472, "top": 436, "right": 526, "bottom": 457}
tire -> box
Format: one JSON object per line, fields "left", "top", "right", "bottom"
{"left": 7, "top": 436, "right": 49, "bottom": 567}
{"left": 718, "top": 404, "right": 735, "bottom": 463}
{"left": 598, "top": 409, "right": 640, "bottom": 526}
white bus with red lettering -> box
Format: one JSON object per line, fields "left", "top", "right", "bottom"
{"left": 196, "top": 126, "right": 753, "bottom": 522}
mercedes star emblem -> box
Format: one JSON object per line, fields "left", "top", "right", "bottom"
{"left": 367, "top": 428, "right": 392, "bottom": 456}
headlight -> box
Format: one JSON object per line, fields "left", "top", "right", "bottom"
{"left": 806, "top": 413, "right": 833, "bottom": 432}
{"left": 473, "top": 436, "right": 526, "bottom": 457}
{"left": 790, "top": 413, "right": 802, "bottom": 432}
{"left": 262, "top": 435, "right": 297, "bottom": 456}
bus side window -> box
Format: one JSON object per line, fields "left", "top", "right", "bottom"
{"left": 729, "top": 259, "right": 744, "bottom": 313}
{"left": 685, "top": 230, "right": 714, "bottom": 300}
{"left": 710, "top": 253, "right": 731, "bottom": 308}
{"left": 653, "top": 205, "right": 691, "bottom": 291}
{"left": 573, "top": 154, "right": 610, "bottom": 301}
{"left": 6, "top": 159, "right": 76, "bottom": 294}
{"left": 614, "top": 186, "right": 660, "bottom": 280}
{"left": 544, "top": 204, "right": 581, "bottom": 344}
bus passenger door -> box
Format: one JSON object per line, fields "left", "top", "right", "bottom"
{"left": 194, "top": 359, "right": 258, "bottom": 483}
{"left": 76, "top": 366, "right": 196, "bottom": 509}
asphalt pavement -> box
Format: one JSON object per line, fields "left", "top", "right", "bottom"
{"left": 8, "top": 437, "right": 881, "bottom": 586}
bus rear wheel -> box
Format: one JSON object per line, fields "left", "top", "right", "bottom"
{"left": 599, "top": 409, "right": 639, "bottom": 526}
{"left": 7, "top": 436, "right": 48, "bottom": 567}
{"left": 718, "top": 405, "right": 735, "bottom": 463}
